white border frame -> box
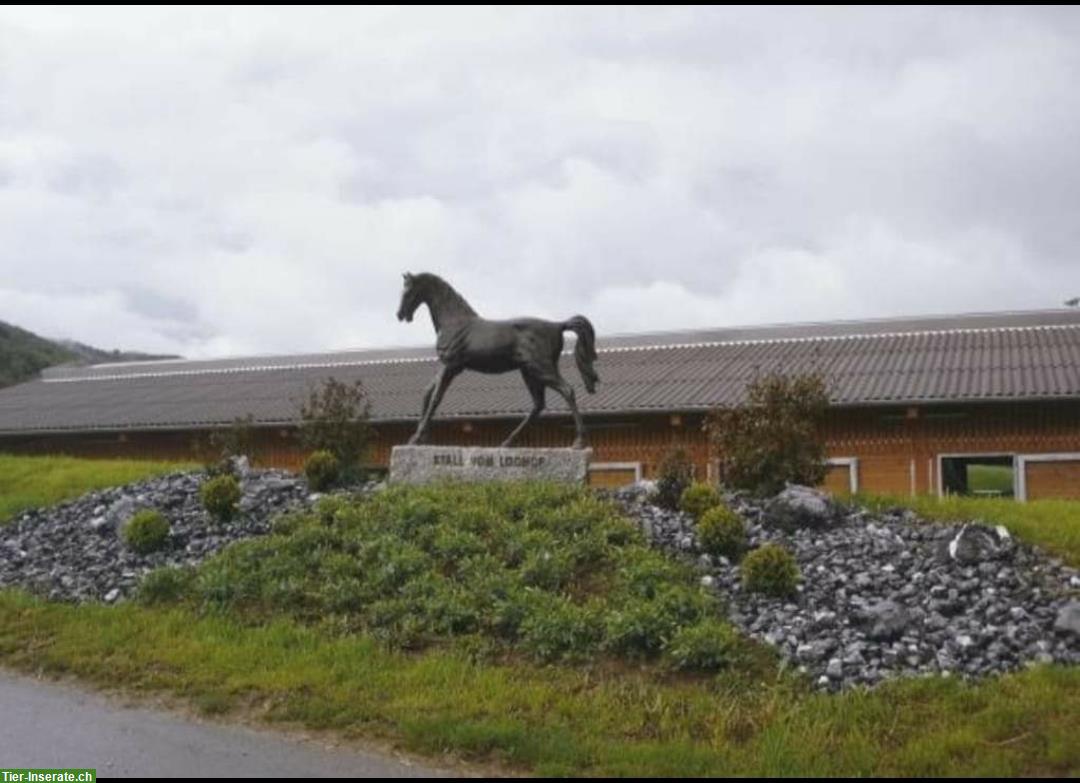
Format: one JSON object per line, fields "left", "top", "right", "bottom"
{"left": 588, "top": 461, "right": 643, "bottom": 484}
{"left": 826, "top": 457, "right": 860, "bottom": 494}
{"left": 1016, "top": 452, "right": 1080, "bottom": 502}
{"left": 935, "top": 451, "right": 1017, "bottom": 498}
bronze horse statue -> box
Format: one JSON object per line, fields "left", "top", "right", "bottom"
{"left": 396, "top": 272, "right": 598, "bottom": 448}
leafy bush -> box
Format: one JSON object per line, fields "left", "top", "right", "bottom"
{"left": 697, "top": 505, "right": 747, "bottom": 559}
{"left": 122, "top": 509, "right": 170, "bottom": 554}
{"left": 519, "top": 594, "right": 603, "bottom": 661}
{"left": 137, "top": 566, "right": 194, "bottom": 605}
{"left": 741, "top": 544, "right": 800, "bottom": 598}
{"left": 653, "top": 448, "right": 694, "bottom": 510}
{"left": 298, "top": 377, "right": 373, "bottom": 484}
{"left": 706, "top": 372, "right": 829, "bottom": 496}
{"left": 680, "top": 482, "right": 721, "bottom": 519}
{"left": 201, "top": 474, "right": 242, "bottom": 522}
{"left": 177, "top": 481, "right": 728, "bottom": 666}
{"left": 666, "top": 618, "right": 739, "bottom": 671}
{"left": 304, "top": 449, "right": 340, "bottom": 491}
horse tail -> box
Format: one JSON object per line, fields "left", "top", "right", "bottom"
{"left": 562, "top": 315, "right": 599, "bottom": 394}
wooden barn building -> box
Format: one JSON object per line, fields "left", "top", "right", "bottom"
{"left": 0, "top": 308, "right": 1078, "bottom": 500}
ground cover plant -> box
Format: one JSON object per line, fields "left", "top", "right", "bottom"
{"left": 0, "top": 454, "right": 192, "bottom": 523}
{"left": 155, "top": 482, "right": 744, "bottom": 669}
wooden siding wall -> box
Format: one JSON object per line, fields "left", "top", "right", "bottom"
{"left": 1025, "top": 460, "right": 1080, "bottom": 501}
{"left": 2, "top": 401, "right": 1078, "bottom": 498}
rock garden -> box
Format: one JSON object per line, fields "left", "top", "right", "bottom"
{"left": 614, "top": 482, "right": 1080, "bottom": 690}
{"left": 0, "top": 459, "right": 314, "bottom": 603}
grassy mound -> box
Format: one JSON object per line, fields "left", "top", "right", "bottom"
{"left": 149, "top": 482, "right": 743, "bottom": 669}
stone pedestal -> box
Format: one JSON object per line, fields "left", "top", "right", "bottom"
{"left": 389, "top": 445, "right": 591, "bottom": 485}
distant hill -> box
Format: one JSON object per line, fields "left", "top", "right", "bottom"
{"left": 0, "top": 321, "right": 179, "bottom": 389}
{"left": 55, "top": 339, "right": 178, "bottom": 366}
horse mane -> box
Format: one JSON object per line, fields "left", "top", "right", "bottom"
{"left": 415, "top": 273, "right": 478, "bottom": 327}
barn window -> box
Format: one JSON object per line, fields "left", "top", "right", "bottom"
{"left": 938, "top": 454, "right": 1015, "bottom": 498}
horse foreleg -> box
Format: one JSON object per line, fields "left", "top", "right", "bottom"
{"left": 502, "top": 373, "right": 545, "bottom": 448}
{"left": 411, "top": 366, "right": 459, "bottom": 445}
{"left": 408, "top": 368, "right": 443, "bottom": 445}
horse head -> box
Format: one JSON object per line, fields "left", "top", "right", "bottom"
{"left": 397, "top": 272, "right": 423, "bottom": 322}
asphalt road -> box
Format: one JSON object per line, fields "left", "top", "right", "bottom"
{"left": 0, "top": 670, "right": 451, "bottom": 778}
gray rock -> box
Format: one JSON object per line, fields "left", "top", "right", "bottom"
{"left": 762, "top": 484, "right": 839, "bottom": 531}
{"left": 944, "top": 524, "right": 1013, "bottom": 565}
{"left": 229, "top": 455, "right": 252, "bottom": 478}
{"left": 864, "top": 600, "right": 911, "bottom": 642}
{"left": 1054, "top": 601, "right": 1080, "bottom": 637}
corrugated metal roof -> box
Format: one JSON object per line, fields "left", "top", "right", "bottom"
{"left": 2, "top": 308, "right": 1079, "bottom": 434}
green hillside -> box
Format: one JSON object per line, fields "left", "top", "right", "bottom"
{"left": 0, "top": 320, "right": 179, "bottom": 389}
{"left": 0, "top": 321, "right": 78, "bottom": 388}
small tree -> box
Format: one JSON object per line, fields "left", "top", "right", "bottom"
{"left": 193, "top": 414, "right": 256, "bottom": 475}
{"left": 209, "top": 414, "right": 256, "bottom": 462}
{"left": 297, "top": 377, "right": 373, "bottom": 482}
{"left": 706, "top": 372, "right": 829, "bottom": 496}
{"left": 652, "top": 448, "right": 694, "bottom": 510}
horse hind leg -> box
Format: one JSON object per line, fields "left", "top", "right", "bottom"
{"left": 502, "top": 372, "right": 545, "bottom": 448}
{"left": 543, "top": 372, "right": 587, "bottom": 449}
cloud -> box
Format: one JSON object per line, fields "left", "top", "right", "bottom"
{"left": 0, "top": 7, "right": 1078, "bottom": 358}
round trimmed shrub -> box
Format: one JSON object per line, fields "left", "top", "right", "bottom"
{"left": 680, "top": 482, "right": 722, "bottom": 519}
{"left": 304, "top": 449, "right": 340, "bottom": 491}
{"left": 697, "top": 505, "right": 747, "bottom": 559}
{"left": 122, "top": 509, "right": 170, "bottom": 554}
{"left": 665, "top": 618, "right": 738, "bottom": 671}
{"left": 741, "top": 544, "right": 800, "bottom": 598}
{"left": 201, "top": 474, "right": 242, "bottom": 522}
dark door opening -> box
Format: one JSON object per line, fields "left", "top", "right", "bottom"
{"left": 941, "top": 455, "right": 1015, "bottom": 498}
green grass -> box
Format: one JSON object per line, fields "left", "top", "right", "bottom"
{"left": 858, "top": 493, "right": 1080, "bottom": 567}
{"left": 0, "top": 454, "right": 194, "bottom": 524}
{"left": 967, "top": 464, "right": 1015, "bottom": 496}
{"left": 0, "top": 591, "right": 1075, "bottom": 776}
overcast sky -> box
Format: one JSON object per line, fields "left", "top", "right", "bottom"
{"left": 1, "top": 6, "right": 1078, "bottom": 358}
